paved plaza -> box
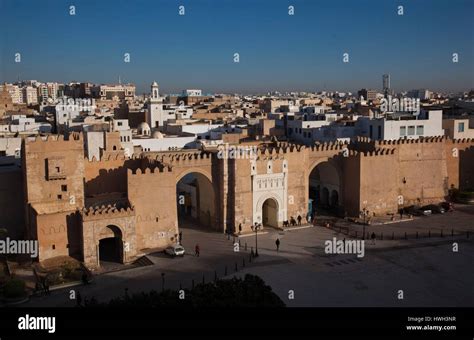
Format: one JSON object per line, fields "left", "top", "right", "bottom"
{"left": 24, "top": 205, "right": 474, "bottom": 307}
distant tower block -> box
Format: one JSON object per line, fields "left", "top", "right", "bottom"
{"left": 383, "top": 74, "right": 391, "bottom": 96}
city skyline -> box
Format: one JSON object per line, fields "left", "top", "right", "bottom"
{"left": 1, "top": 0, "right": 473, "bottom": 94}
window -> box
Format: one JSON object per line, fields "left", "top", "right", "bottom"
{"left": 400, "top": 126, "right": 406, "bottom": 136}
{"left": 416, "top": 125, "right": 424, "bottom": 135}
{"left": 118, "top": 121, "right": 123, "bottom": 126}
{"left": 52, "top": 244, "right": 55, "bottom": 250}
{"left": 61, "top": 185, "right": 67, "bottom": 192}
{"left": 408, "top": 126, "right": 415, "bottom": 136}
{"left": 458, "top": 122, "right": 465, "bottom": 133}
{"left": 57, "top": 194, "right": 62, "bottom": 200}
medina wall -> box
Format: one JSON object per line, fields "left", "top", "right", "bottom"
{"left": 127, "top": 167, "right": 178, "bottom": 251}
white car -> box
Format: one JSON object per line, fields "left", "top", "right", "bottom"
{"left": 164, "top": 244, "right": 185, "bottom": 257}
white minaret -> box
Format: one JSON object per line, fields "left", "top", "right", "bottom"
{"left": 147, "top": 81, "right": 163, "bottom": 129}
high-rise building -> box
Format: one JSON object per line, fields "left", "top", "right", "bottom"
{"left": 383, "top": 74, "right": 390, "bottom": 95}
{"left": 23, "top": 86, "right": 38, "bottom": 105}
{"left": 358, "top": 88, "right": 378, "bottom": 101}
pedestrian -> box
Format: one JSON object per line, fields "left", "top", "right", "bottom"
{"left": 238, "top": 223, "right": 242, "bottom": 234}
{"left": 297, "top": 215, "right": 302, "bottom": 226}
{"left": 81, "top": 272, "right": 89, "bottom": 285}
{"left": 371, "top": 232, "right": 376, "bottom": 245}
{"left": 44, "top": 277, "right": 50, "bottom": 295}
{"left": 290, "top": 216, "right": 296, "bottom": 226}
{"left": 275, "top": 238, "right": 280, "bottom": 251}
{"left": 179, "top": 231, "right": 183, "bottom": 244}
{"left": 76, "top": 292, "right": 82, "bottom": 307}
{"left": 195, "top": 244, "right": 200, "bottom": 257}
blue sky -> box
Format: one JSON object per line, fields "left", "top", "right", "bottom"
{"left": 1, "top": 0, "right": 473, "bottom": 94}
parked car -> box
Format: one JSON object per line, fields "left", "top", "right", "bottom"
{"left": 164, "top": 244, "right": 185, "bottom": 257}
{"left": 403, "top": 205, "right": 431, "bottom": 216}
{"left": 421, "top": 204, "right": 445, "bottom": 214}
{"left": 440, "top": 202, "right": 454, "bottom": 212}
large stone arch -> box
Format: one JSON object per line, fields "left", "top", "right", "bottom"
{"left": 307, "top": 157, "right": 344, "bottom": 215}
{"left": 82, "top": 215, "right": 136, "bottom": 270}
{"left": 253, "top": 192, "right": 285, "bottom": 227}
{"left": 175, "top": 168, "right": 218, "bottom": 231}
{"left": 175, "top": 167, "right": 213, "bottom": 184}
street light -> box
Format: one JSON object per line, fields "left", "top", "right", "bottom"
{"left": 161, "top": 272, "right": 165, "bottom": 292}
{"left": 361, "top": 208, "right": 369, "bottom": 240}
{"left": 252, "top": 222, "right": 262, "bottom": 257}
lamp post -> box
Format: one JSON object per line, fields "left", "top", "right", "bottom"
{"left": 252, "top": 222, "right": 261, "bottom": 257}
{"left": 161, "top": 272, "right": 165, "bottom": 292}
{"left": 361, "top": 208, "right": 369, "bottom": 240}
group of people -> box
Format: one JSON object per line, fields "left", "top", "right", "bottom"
{"left": 283, "top": 214, "right": 305, "bottom": 227}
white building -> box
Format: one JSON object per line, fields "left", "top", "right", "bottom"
{"left": 112, "top": 119, "right": 133, "bottom": 157}
{"left": 358, "top": 110, "right": 444, "bottom": 140}
{"left": 0, "top": 137, "right": 21, "bottom": 158}
{"left": 0, "top": 115, "right": 51, "bottom": 134}
{"left": 147, "top": 81, "right": 165, "bottom": 129}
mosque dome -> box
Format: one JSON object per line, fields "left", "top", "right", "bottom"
{"left": 138, "top": 122, "right": 151, "bottom": 136}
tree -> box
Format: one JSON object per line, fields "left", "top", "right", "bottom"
{"left": 84, "top": 274, "right": 285, "bottom": 307}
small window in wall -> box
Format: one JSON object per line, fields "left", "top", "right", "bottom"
{"left": 416, "top": 125, "right": 424, "bottom": 135}
{"left": 458, "top": 122, "right": 465, "bottom": 133}
{"left": 57, "top": 194, "right": 62, "bottom": 200}
{"left": 408, "top": 126, "right": 415, "bottom": 136}
{"left": 400, "top": 126, "right": 406, "bottom": 136}
{"left": 61, "top": 185, "right": 67, "bottom": 192}
{"left": 52, "top": 244, "right": 55, "bottom": 250}
{"left": 118, "top": 121, "right": 123, "bottom": 126}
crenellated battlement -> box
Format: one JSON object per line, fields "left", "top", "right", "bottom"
{"left": 310, "top": 141, "right": 349, "bottom": 151}
{"left": 157, "top": 150, "right": 212, "bottom": 162}
{"left": 376, "top": 136, "right": 446, "bottom": 146}
{"left": 127, "top": 165, "right": 173, "bottom": 176}
{"left": 81, "top": 203, "right": 135, "bottom": 221}
{"left": 26, "top": 132, "right": 83, "bottom": 144}
{"left": 449, "top": 137, "right": 474, "bottom": 144}
{"left": 86, "top": 153, "right": 128, "bottom": 162}
{"left": 360, "top": 148, "right": 397, "bottom": 157}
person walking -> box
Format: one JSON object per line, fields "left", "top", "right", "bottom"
{"left": 371, "top": 232, "right": 376, "bottom": 245}
{"left": 81, "top": 272, "right": 89, "bottom": 285}
{"left": 76, "top": 292, "right": 82, "bottom": 307}
{"left": 275, "top": 238, "right": 280, "bottom": 252}
{"left": 297, "top": 215, "right": 302, "bottom": 226}
{"left": 195, "top": 244, "right": 200, "bottom": 257}
{"left": 238, "top": 223, "right": 242, "bottom": 234}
